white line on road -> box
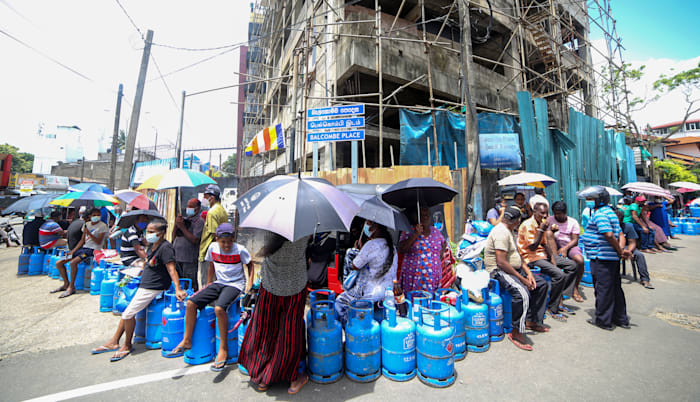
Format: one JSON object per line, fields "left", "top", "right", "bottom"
{"left": 24, "top": 365, "right": 212, "bottom": 401}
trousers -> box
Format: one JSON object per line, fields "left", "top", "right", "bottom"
{"left": 632, "top": 223, "right": 655, "bottom": 250}
{"left": 493, "top": 269, "right": 549, "bottom": 331}
{"left": 530, "top": 255, "right": 578, "bottom": 313}
{"left": 591, "top": 258, "right": 629, "bottom": 327}
{"left": 632, "top": 250, "right": 650, "bottom": 282}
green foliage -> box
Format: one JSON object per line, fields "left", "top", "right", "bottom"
{"left": 653, "top": 62, "right": 700, "bottom": 94}
{"left": 600, "top": 63, "right": 653, "bottom": 110}
{"left": 0, "top": 143, "right": 34, "bottom": 173}
{"left": 221, "top": 153, "right": 237, "bottom": 175}
{"left": 117, "top": 129, "right": 126, "bottom": 151}
{"left": 654, "top": 160, "right": 698, "bottom": 184}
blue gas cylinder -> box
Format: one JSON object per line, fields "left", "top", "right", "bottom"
{"left": 487, "top": 279, "right": 504, "bottom": 342}
{"left": 18, "top": 246, "right": 31, "bottom": 275}
{"left": 184, "top": 306, "right": 216, "bottom": 365}
{"left": 74, "top": 260, "right": 88, "bottom": 290}
{"left": 307, "top": 289, "right": 336, "bottom": 325}
{"left": 381, "top": 299, "right": 416, "bottom": 381}
{"left": 162, "top": 290, "right": 187, "bottom": 358}
{"left": 28, "top": 247, "right": 45, "bottom": 276}
{"left": 434, "top": 289, "right": 466, "bottom": 360}
{"left": 145, "top": 293, "right": 165, "bottom": 349}
{"left": 582, "top": 258, "right": 593, "bottom": 287}
{"left": 238, "top": 297, "right": 252, "bottom": 376}
{"left": 42, "top": 248, "right": 53, "bottom": 275}
{"left": 134, "top": 309, "right": 147, "bottom": 343}
{"left": 307, "top": 300, "right": 344, "bottom": 384}
{"left": 462, "top": 286, "right": 489, "bottom": 353}
{"left": 215, "top": 296, "right": 241, "bottom": 365}
{"left": 345, "top": 299, "right": 381, "bottom": 383}
{"left": 407, "top": 290, "right": 432, "bottom": 324}
{"left": 114, "top": 277, "right": 140, "bottom": 315}
{"left": 90, "top": 262, "right": 104, "bottom": 295}
{"left": 499, "top": 282, "right": 513, "bottom": 334}
{"left": 416, "top": 301, "right": 456, "bottom": 388}
{"left": 99, "top": 268, "right": 118, "bottom": 312}
{"left": 112, "top": 281, "right": 123, "bottom": 315}
{"left": 47, "top": 248, "right": 61, "bottom": 278}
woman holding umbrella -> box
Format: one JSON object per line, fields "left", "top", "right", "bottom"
{"left": 398, "top": 207, "right": 446, "bottom": 293}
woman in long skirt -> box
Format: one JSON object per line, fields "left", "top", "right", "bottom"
{"left": 238, "top": 232, "right": 309, "bottom": 394}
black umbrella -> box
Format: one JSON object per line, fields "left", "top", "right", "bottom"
{"left": 117, "top": 209, "right": 164, "bottom": 229}
{"left": 2, "top": 194, "right": 57, "bottom": 215}
{"left": 381, "top": 177, "right": 458, "bottom": 211}
{"left": 346, "top": 193, "right": 412, "bottom": 232}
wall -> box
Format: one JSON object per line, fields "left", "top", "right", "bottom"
{"left": 666, "top": 143, "right": 700, "bottom": 158}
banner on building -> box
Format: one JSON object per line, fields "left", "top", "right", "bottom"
{"left": 245, "top": 124, "right": 285, "bottom": 156}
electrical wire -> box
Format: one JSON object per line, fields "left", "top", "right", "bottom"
{"left": 149, "top": 53, "right": 180, "bottom": 113}
{"left": 115, "top": 0, "right": 144, "bottom": 40}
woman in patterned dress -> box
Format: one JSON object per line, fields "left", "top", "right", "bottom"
{"left": 398, "top": 207, "right": 446, "bottom": 293}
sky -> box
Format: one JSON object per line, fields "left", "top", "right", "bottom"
{"left": 0, "top": 0, "right": 699, "bottom": 168}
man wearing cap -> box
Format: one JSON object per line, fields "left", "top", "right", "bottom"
{"left": 22, "top": 210, "right": 45, "bottom": 247}
{"left": 173, "top": 198, "right": 204, "bottom": 291}
{"left": 484, "top": 206, "right": 549, "bottom": 350}
{"left": 199, "top": 184, "right": 229, "bottom": 288}
{"left": 629, "top": 195, "right": 655, "bottom": 252}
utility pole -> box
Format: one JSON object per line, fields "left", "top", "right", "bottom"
{"left": 288, "top": 52, "right": 298, "bottom": 174}
{"left": 458, "top": 1, "right": 483, "bottom": 219}
{"left": 153, "top": 127, "right": 158, "bottom": 159}
{"left": 80, "top": 157, "right": 85, "bottom": 182}
{"left": 176, "top": 90, "right": 185, "bottom": 168}
{"left": 108, "top": 83, "right": 123, "bottom": 192}
{"left": 120, "top": 29, "right": 153, "bottom": 189}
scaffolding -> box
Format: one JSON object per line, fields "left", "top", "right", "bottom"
{"left": 240, "top": 0, "right": 636, "bottom": 176}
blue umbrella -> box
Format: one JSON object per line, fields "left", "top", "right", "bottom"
{"left": 69, "top": 183, "right": 113, "bottom": 194}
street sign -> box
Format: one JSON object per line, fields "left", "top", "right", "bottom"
{"left": 307, "top": 130, "right": 365, "bottom": 143}
{"left": 307, "top": 117, "right": 365, "bottom": 131}
{"left": 307, "top": 104, "right": 364, "bottom": 119}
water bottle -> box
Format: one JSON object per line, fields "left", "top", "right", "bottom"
{"left": 464, "top": 219, "right": 474, "bottom": 235}
{"left": 384, "top": 286, "right": 395, "bottom": 309}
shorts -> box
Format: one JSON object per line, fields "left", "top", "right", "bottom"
{"left": 74, "top": 247, "right": 94, "bottom": 262}
{"left": 568, "top": 246, "right": 583, "bottom": 259}
{"left": 121, "top": 288, "right": 163, "bottom": 319}
{"left": 190, "top": 282, "right": 241, "bottom": 310}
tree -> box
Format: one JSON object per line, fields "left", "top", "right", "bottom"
{"left": 0, "top": 143, "right": 34, "bottom": 173}
{"left": 654, "top": 160, "right": 698, "bottom": 184}
{"left": 653, "top": 62, "right": 700, "bottom": 140}
{"left": 221, "top": 153, "right": 237, "bottom": 175}
{"left": 117, "top": 129, "right": 127, "bottom": 151}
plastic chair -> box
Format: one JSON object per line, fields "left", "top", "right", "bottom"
{"left": 620, "top": 259, "right": 637, "bottom": 281}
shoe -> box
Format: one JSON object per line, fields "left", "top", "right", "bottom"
{"left": 587, "top": 318, "right": 614, "bottom": 331}
{"left": 641, "top": 281, "right": 654, "bottom": 289}
{"left": 615, "top": 322, "right": 631, "bottom": 329}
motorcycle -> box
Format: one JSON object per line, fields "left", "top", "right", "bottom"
{"left": 0, "top": 219, "right": 21, "bottom": 246}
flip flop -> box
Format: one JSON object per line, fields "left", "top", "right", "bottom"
{"left": 165, "top": 346, "right": 190, "bottom": 357}
{"left": 559, "top": 305, "right": 576, "bottom": 315}
{"left": 91, "top": 345, "right": 119, "bottom": 355}
{"left": 526, "top": 323, "right": 550, "bottom": 332}
{"left": 642, "top": 282, "right": 655, "bottom": 289}
{"left": 109, "top": 349, "right": 132, "bottom": 362}
{"left": 254, "top": 382, "right": 269, "bottom": 392}
{"left": 507, "top": 332, "right": 533, "bottom": 351}
{"left": 548, "top": 311, "right": 568, "bottom": 322}
{"left": 50, "top": 286, "right": 67, "bottom": 294}
{"left": 210, "top": 360, "right": 226, "bottom": 372}
{"left": 572, "top": 293, "right": 584, "bottom": 303}
{"left": 287, "top": 374, "right": 308, "bottom": 395}
{"left": 58, "top": 289, "right": 75, "bottom": 298}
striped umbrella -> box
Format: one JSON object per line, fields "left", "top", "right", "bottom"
{"left": 114, "top": 190, "right": 157, "bottom": 210}
{"left": 136, "top": 168, "right": 216, "bottom": 190}
{"left": 49, "top": 190, "right": 119, "bottom": 208}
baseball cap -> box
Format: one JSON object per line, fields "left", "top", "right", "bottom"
{"left": 503, "top": 206, "right": 521, "bottom": 220}
{"left": 216, "top": 222, "right": 235, "bottom": 237}
{"left": 204, "top": 184, "right": 221, "bottom": 197}
{"left": 635, "top": 195, "right": 646, "bottom": 202}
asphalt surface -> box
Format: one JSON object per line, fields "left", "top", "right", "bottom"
{"left": 1, "top": 235, "right": 699, "bottom": 401}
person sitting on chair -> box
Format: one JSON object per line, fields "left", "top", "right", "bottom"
{"left": 616, "top": 209, "right": 654, "bottom": 289}
{"left": 39, "top": 211, "right": 67, "bottom": 250}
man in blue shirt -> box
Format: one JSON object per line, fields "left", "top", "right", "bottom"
{"left": 580, "top": 186, "right": 631, "bottom": 330}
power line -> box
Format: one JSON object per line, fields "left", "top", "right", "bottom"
{"left": 114, "top": 0, "right": 144, "bottom": 40}
{"left": 149, "top": 52, "right": 181, "bottom": 113}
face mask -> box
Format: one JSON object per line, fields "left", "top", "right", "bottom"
{"left": 434, "top": 222, "right": 443, "bottom": 231}
{"left": 585, "top": 200, "right": 595, "bottom": 209}
{"left": 136, "top": 221, "right": 147, "bottom": 230}
{"left": 145, "top": 232, "right": 160, "bottom": 244}
{"left": 90, "top": 216, "right": 101, "bottom": 223}
{"left": 200, "top": 198, "right": 210, "bottom": 208}
{"left": 185, "top": 208, "right": 196, "bottom": 217}
{"left": 363, "top": 223, "right": 373, "bottom": 238}
{"left": 26, "top": 216, "right": 35, "bottom": 221}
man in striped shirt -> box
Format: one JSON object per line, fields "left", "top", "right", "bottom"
{"left": 39, "top": 211, "right": 67, "bottom": 249}
{"left": 119, "top": 214, "right": 149, "bottom": 266}
{"left": 580, "top": 186, "right": 631, "bottom": 330}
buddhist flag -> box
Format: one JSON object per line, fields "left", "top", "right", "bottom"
{"left": 244, "top": 124, "right": 285, "bottom": 156}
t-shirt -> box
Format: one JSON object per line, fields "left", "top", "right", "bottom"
{"left": 120, "top": 226, "right": 143, "bottom": 266}
{"left": 484, "top": 223, "right": 522, "bottom": 273}
{"left": 83, "top": 221, "right": 108, "bottom": 250}
{"left": 486, "top": 208, "right": 500, "bottom": 223}
{"left": 140, "top": 240, "right": 176, "bottom": 291}
{"left": 621, "top": 222, "right": 638, "bottom": 250}
{"left": 546, "top": 216, "right": 580, "bottom": 249}
{"left": 66, "top": 219, "right": 85, "bottom": 250}
{"left": 199, "top": 203, "right": 229, "bottom": 262}
{"left": 174, "top": 215, "right": 204, "bottom": 263}
{"left": 22, "top": 218, "right": 44, "bottom": 246}
{"left": 39, "top": 220, "right": 62, "bottom": 249}
{"left": 580, "top": 206, "right": 621, "bottom": 261}
{"left": 624, "top": 203, "right": 641, "bottom": 224}
{"left": 205, "top": 242, "right": 251, "bottom": 291}
{"left": 517, "top": 217, "right": 547, "bottom": 264}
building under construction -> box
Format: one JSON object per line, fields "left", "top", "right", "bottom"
{"left": 239, "top": 0, "right": 627, "bottom": 180}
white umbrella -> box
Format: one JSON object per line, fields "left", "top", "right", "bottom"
{"left": 603, "top": 186, "right": 623, "bottom": 197}
{"left": 669, "top": 181, "right": 700, "bottom": 193}
{"left": 497, "top": 172, "right": 557, "bottom": 188}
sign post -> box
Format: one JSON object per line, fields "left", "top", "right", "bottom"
{"left": 306, "top": 104, "right": 365, "bottom": 182}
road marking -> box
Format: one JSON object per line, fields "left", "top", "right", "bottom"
{"left": 24, "top": 365, "right": 212, "bottom": 401}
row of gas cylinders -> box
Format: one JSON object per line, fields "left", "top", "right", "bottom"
{"left": 306, "top": 282, "right": 506, "bottom": 388}
{"left": 18, "top": 246, "right": 92, "bottom": 289}
{"left": 671, "top": 217, "right": 700, "bottom": 235}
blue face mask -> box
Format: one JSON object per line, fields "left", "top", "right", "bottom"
{"left": 434, "top": 222, "right": 443, "bottom": 231}
{"left": 585, "top": 200, "right": 595, "bottom": 209}
{"left": 363, "top": 223, "right": 373, "bottom": 238}
{"left": 136, "top": 221, "right": 147, "bottom": 230}
{"left": 185, "top": 208, "right": 196, "bottom": 217}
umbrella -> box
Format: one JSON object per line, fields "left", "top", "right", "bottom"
{"left": 497, "top": 172, "right": 557, "bottom": 188}
{"left": 49, "top": 190, "right": 119, "bottom": 208}
{"left": 381, "top": 178, "right": 458, "bottom": 210}
{"left": 234, "top": 175, "right": 360, "bottom": 241}
{"left": 690, "top": 197, "right": 700, "bottom": 206}
{"left": 136, "top": 168, "right": 216, "bottom": 190}
{"left": 2, "top": 194, "right": 57, "bottom": 215}
{"left": 346, "top": 193, "right": 412, "bottom": 232}
{"left": 669, "top": 181, "right": 700, "bottom": 193}
{"left": 114, "top": 190, "right": 157, "bottom": 210}
{"left": 117, "top": 209, "right": 165, "bottom": 228}
{"left": 622, "top": 181, "right": 673, "bottom": 200}
{"left": 576, "top": 186, "right": 623, "bottom": 199}
{"left": 68, "top": 183, "right": 113, "bottom": 194}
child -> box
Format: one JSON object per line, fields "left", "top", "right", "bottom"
{"left": 167, "top": 223, "right": 254, "bottom": 371}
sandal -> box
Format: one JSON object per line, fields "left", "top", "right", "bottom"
{"left": 165, "top": 345, "right": 190, "bottom": 357}
{"left": 50, "top": 286, "right": 68, "bottom": 294}
{"left": 255, "top": 382, "right": 269, "bottom": 392}
{"left": 58, "top": 289, "right": 75, "bottom": 298}
{"left": 288, "top": 373, "right": 308, "bottom": 395}
{"left": 91, "top": 345, "right": 119, "bottom": 355}
{"left": 110, "top": 349, "right": 132, "bottom": 362}
{"left": 572, "top": 293, "right": 584, "bottom": 303}
{"left": 526, "top": 323, "right": 550, "bottom": 332}
{"left": 210, "top": 360, "right": 226, "bottom": 372}
{"left": 507, "top": 333, "right": 533, "bottom": 351}
{"left": 558, "top": 305, "right": 576, "bottom": 315}
{"left": 548, "top": 312, "right": 568, "bottom": 322}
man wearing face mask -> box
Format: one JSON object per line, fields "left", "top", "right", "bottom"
{"left": 119, "top": 211, "right": 149, "bottom": 267}
{"left": 173, "top": 198, "right": 204, "bottom": 291}
{"left": 199, "top": 184, "right": 229, "bottom": 288}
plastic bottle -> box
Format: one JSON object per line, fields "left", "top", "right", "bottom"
{"left": 384, "top": 286, "right": 395, "bottom": 309}
{"left": 393, "top": 280, "right": 408, "bottom": 317}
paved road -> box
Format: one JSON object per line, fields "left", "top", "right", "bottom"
{"left": 1, "top": 236, "right": 699, "bottom": 401}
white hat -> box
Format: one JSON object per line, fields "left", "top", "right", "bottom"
{"left": 78, "top": 206, "right": 87, "bottom": 214}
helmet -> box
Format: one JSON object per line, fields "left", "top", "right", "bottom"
{"left": 590, "top": 185, "right": 610, "bottom": 208}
